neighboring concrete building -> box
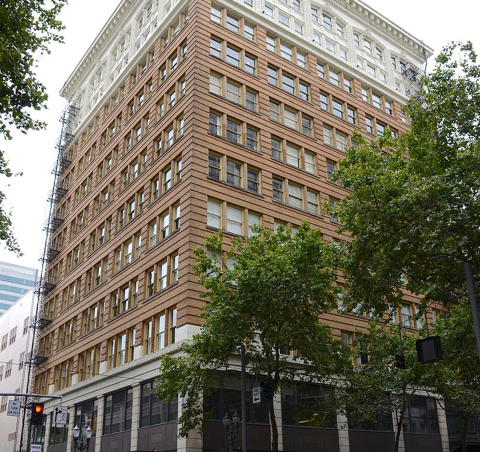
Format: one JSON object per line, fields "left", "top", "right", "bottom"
{"left": 32, "top": 1, "right": 450, "bottom": 452}
{"left": 0, "top": 288, "right": 37, "bottom": 452}
{"left": 0, "top": 261, "right": 38, "bottom": 316}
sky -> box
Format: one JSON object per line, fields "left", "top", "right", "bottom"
{"left": 1, "top": 0, "right": 479, "bottom": 271}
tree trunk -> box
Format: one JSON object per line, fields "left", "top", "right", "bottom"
{"left": 394, "top": 409, "right": 405, "bottom": 452}
{"left": 462, "top": 415, "right": 468, "bottom": 452}
{"left": 269, "top": 397, "right": 278, "bottom": 452}
{"left": 394, "top": 396, "right": 408, "bottom": 452}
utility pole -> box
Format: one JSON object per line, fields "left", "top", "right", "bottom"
{"left": 464, "top": 261, "right": 480, "bottom": 361}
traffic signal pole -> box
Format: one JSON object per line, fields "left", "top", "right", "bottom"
{"left": 464, "top": 261, "right": 480, "bottom": 361}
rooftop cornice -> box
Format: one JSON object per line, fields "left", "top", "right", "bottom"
{"left": 333, "top": 0, "right": 434, "bottom": 58}
{"left": 60, "top": 0, "right": 134, "bottom": 100}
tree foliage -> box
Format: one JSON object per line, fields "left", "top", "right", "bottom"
{"left": 0, "top": 0, "right": 66, "bottom": 254}
{"left": 335, "top": 42, "right": 480, "bottom": 315}
{"left": 156, "top": 224, "right": 348, "bottom": 450}
{"left": 426, "top": 303, "right": 480, "bottom": 452}
{"left": 343, "top": 321, "right": 428, "bottom": 452}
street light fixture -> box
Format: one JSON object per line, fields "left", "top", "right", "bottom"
{"left": 223, "top": 411, "right": 240, "bottom": 452}
{"left": 72, "top": 425, "right": 92, "bottom": 452}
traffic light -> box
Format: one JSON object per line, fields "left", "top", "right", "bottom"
{"left": 261, "top": 381, "right": 273, "bottom": 400}
{"left": 31, "top": 402, "right": 44, "bottom": 426}
{"left": 395, "top": 353, "right": 406, "bottom": 370}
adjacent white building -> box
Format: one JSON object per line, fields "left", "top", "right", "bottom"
{"left": 0, "top": 289, "right": 37, "bottom": 452}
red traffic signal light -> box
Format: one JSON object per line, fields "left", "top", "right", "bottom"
{"left": 31, "top": 403, "right": 44, "bottom": 426}
{"left": 395, "top": 353, "right": 406, "bottom": 370}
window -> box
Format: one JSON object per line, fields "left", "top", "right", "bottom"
{"left": 104, "top": 389, "right": 133, "bottom": 434}
{"left": 325, "top": 39, "right": 335, "bottom": 52}
{"left": 94, "top": 179, "right": 115, "bottom": 214}
{"left": 1, "top": 396, "right": 7, "bottom": 412}
{"left": 143, "top": 306, "right": 177, "bottom": 355}
{"left": 148, "top": 203, "right": 180, "bottom": 247}
{"left": 365, "top": 116, "right": 373, "bottom": 134}
{"left": 23, "top": 316, "right": 29, "bottom": 335}
{"left": 57, "top": 318, "right": 77, "bottom": 348}
{"left": 5, "top": 360, "right": 13, "bottom": 378}
{"left": 210, "top": 37, "right": 257, "bottom": 74}
{"left": 207, "top": 199, "right": 221, "bottom": 229}
{"left": 110, "top": 279, "right": 139, "bottom": 318}
{"left": 140, "top": 381, "right": 178, "bottom": 427}
{"left": 150, "top": 156, "right": 182, "bottom": 200}
{"left": 279, "top": 12, "right": 290, "bottom": 27}
{"left": 269, "top": 100, "right": 312, "bottom": 136}
{"left": 268, "top": 66, "right": 310, "bottom": 100}
{"left": 282, "top": 383, "right": 336, "bottom": 427}
{"left": 363, "top": 39, "right": 372, "bottom": 53}
{"left": 208, "top": 110, "right": 260, "bottom": 150}
{"left": 348, "top": 396, "right": 392, "bottom": 431}
{"left": 266, "top": 36, "right": 307, "bottom": 68}
{"left": 205, "top": 375, "right": 269, "bottom": 423}
{"left": 403, "top": 397, "right": 439, "bottom": 434}
{"left": 207, "top": 199, "right": 262, "bottom": 236}
{"left": 326, "top": 160, "right": 338, "bottom": 182}
{"left": 401, "top": 304, "right": 412, "bottom": 327}
{"left": 320, "top": 92, "right": 357, "bottom": 125}
{"left": 210, "top": 6, "right": 256, "bottom": 40}
{"left": 9, "top": 327, "right": 17, "bottom": 345}
{"left": 144, "top": 254, "right": 179, "bottom": 297}
{"left": 323, "top": 14, "right": 332, "bottom": 30}
{"left": 270, "top": 137, "right": 316, "bottom": 173}
{"left": 272, "top": 176, "right": 319, "bottom": 214}
{"left": 153, "top": 115, "right": 184, "bottom": 157}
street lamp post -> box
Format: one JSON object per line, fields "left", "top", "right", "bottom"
{"left": 72, "top": 425, "right": 92, "bottom": 452}
{"left": 223, "top": 412, "right": 240, "bottom": 452}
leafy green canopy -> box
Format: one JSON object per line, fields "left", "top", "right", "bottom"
{"left": 343, "top": 322, "right": 430, "bottom": 452}
{"left": 429, "top": 303, "right": 480, "bottom": 417}
{"left": 335, "top": 42, "right": 480, "bottom": 314}
{"left": 156, "top": 224, "right": 348, "bottom": 442}
{"left": 424, "top": 303, "right": 480, "bottom": 452}
{"left": 0, "top": 0, "right": 66, "bottom": 254}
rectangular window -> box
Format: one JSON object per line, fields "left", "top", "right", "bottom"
{"left": 226, "top": 119, "right": 241, "bottom": 144}
{"left": 207, "top": 199, "right": 221, "bottom": 229}
{"left": 279, "top": 13, "right": 290, "bottom": 27}
{"left": 140, "top": 381, "right": 178, "bottom": 427}
{"left": 210, "top": 38, "right": 221, "bottom": 58}
{"left": 403, "top": 397, "right": 439, "bottom": 434}
{"left": 226, "top": 160, "right": 242, "bottom": 187}
{"left": 365, "top": 116, "right": 373, "bottom": 134}
{"left": 226, "top": 46, "right": 240, "bottom": 67}
{"left": 226, "top": 206, "right": 243, "bottom": 235}
{"left": 272, "top": 177, "right": 284, "bottom": 201}
{"left": 208, "top": 153, "right": 221, "bottom": 180}
{"left": 288, "top": 183, "right": 303, "bottom": 209}
{"left": 104, "top": 389, "right": 133, "bottom": 434}
{"left": 307, "top": 190, "right": 319, "bottom": 214}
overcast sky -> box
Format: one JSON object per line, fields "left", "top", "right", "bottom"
{"left": 1, "top": 0, "right": 479, "bottom": 271}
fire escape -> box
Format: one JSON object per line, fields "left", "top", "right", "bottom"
{"left": 30, "top": 103, "right": 78, "bottom": 370}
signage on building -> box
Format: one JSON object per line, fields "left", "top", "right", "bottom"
{"left": 54, "top": 406, "right": 68, "bottom": 424}
{"left": 7, "top": 400, "right": 21, "bottom": 417}
{"left": 252, "top": 387, "right": 261, "bottom": 404}
{"left": 30, "top": 445, "right": 42, "bottom": 452}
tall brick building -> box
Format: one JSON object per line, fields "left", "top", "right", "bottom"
{"left": 31, "top": 0, "right": 449, "bottom": 451}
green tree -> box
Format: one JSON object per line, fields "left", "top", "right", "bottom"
{"left": 426, "top": 303, "right": 480, "bottom": 452}
{"left": 343, "top": 321, "right": 428, "bottom": 452}
{"left": 0, "top": 0, "right": 66, "bottom": 254}
{"left": 156, "top": 224, "right": 348, "bottom": 451}
{"left": 335, "top": 42, "right": 480, "bottom": 315}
